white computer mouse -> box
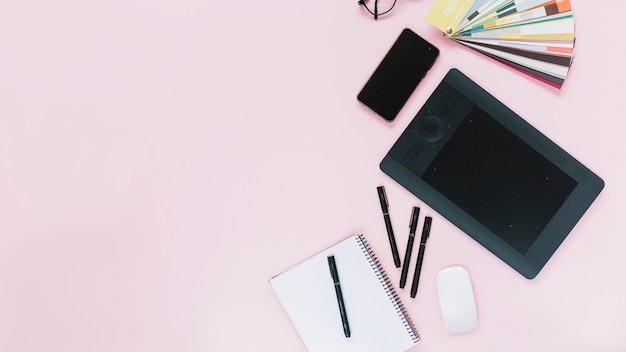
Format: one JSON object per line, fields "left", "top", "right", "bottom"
{"left": 436, "top": 266, "right": 478, "bottom": 334}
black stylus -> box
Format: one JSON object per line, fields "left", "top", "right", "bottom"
{"left": 327, "top": 255, "right": 351, "bottom": 338}
{"left": 377, "top": 186, "right": 401, "bottom": 267}
{"left": 410, "top": 216, "right": 432, "bottom": 298}
{"left": 400, "top": 206, "right": 420, "bottom": 288}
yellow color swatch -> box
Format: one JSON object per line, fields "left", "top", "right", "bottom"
{"left": 426, "top": 0, "right": 474, "bottom": 35}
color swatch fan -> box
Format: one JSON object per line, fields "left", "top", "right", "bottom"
{"left": 426, "top": 0, "right": 575, "bottom": 88}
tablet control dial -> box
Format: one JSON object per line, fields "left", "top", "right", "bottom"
{"left": 418, "top": 115, "right": 445, "bottom": 142}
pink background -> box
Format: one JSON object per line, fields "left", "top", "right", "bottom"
{"left": 1, "top": 1, "right": 625, "bottom": 351}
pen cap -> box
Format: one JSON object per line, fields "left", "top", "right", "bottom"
{"left": 409, "top": 206, "right": 420, "bottom": 233}
{"left": 377, "top": 186, "right": 389, "bottom": 213}
{"left": 327, "top": 255, "right": 339, "bottom": 282}
{"left": 421, "top": 216, "right": 432, "bottom": 241}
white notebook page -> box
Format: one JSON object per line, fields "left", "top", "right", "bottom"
{"left": 270, "top": 235, "right": 419, "bottom": 352}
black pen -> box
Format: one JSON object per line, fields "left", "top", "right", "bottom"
{"left": 400, "top": 206, "right": 420, "bottom": 288}
{"left": 377, "top": 186, "right": 401, "bottom": 267}
{"left": 410, "top": 216, "right": 432, "bottom": 298}
{"left": 327, "top": 255, "right": 351, "bottom": 338}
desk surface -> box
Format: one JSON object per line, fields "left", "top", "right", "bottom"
{"left": 1, "top": 1, "right": 625, "bottom": 351}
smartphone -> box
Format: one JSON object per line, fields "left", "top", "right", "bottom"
{"left": 357, "top": 28, "right": 439, "bottom": 121}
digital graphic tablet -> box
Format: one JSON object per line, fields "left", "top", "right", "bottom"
{"left": 380, "top": 68, "right": 604, "bottom": 279}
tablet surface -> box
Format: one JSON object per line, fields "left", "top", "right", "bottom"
{"left": 380, "top": 69, "right": 604, "bottom": 279}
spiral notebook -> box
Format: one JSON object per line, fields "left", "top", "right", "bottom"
{"left": 269, "top": 234, "right": 419, "bottom": 352}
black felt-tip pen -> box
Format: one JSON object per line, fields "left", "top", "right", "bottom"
{"left": 377, "top": 186, "right": 401, "bottom": 267}
{"left": 327, "top": 255, "right": 351, "bottom": 338}
{"left": 400, "top": 206, "right": 420, "bottom": 288}
{"left": 410, "top": 216, "right": 432, "bottom": 298}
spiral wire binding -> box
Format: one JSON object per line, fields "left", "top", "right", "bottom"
{"left": 356, "top": 234, "right": 420, "bottom": 343}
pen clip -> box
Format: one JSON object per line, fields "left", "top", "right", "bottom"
{"left": 377, "top": 186, "right": 389, "bottom": 213}
{"left": 409, "top": 206, "right": 420, "bottom": 235}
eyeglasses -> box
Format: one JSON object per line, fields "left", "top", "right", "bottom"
{"left": 357, "top": 0, "right": 397, "bottom": 20}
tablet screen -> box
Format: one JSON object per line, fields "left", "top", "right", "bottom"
{"left": 420, "top": 105, "right": 578, "bottom": 254}
{"left": 381, "top": 69, "right": 604, "bottom": 278}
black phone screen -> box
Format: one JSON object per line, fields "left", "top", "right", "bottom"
{"left": 357, "top": 28, "right": 439, "bottom": 121}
